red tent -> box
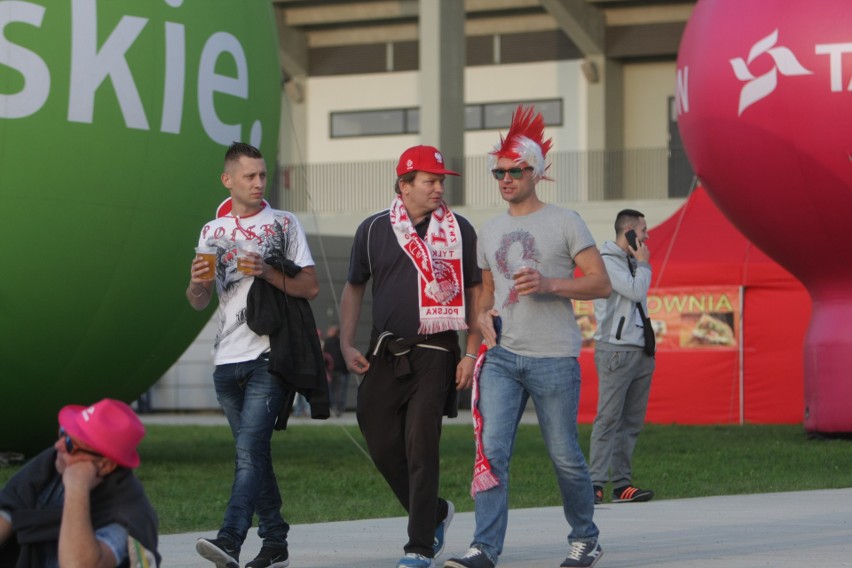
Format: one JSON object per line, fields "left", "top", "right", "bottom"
{"left": 577, "top": 187, "right": 811, "bottom": 424}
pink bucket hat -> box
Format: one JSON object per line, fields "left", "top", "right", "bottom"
{"left": 58, "top": 398, "right": 145, "bottom": 468}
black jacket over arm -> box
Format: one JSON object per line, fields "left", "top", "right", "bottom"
{"left": 246, "top": 274, "right": 330, "bottom": 429}
{"left": 0, "top": 448, "right": 160, "bottom": 568}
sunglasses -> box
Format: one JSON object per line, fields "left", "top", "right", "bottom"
{"left": 491, "top": 166, "right": 533, "bottom": 180}
{"left": 58, "top": 427, "right": 103, "bottom": 458}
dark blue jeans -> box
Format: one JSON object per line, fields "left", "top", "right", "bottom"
{"left": 213, "top": 355, "right": 289, "bottom": 550}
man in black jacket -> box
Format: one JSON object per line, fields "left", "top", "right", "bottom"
{"left": 0, "top": 398, "right": 160, "bottom": 568}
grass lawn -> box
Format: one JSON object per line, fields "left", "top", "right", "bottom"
{"left": 1, "top": 422, "right": 850, "bottom": 534}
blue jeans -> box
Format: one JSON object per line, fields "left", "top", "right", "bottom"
{"left": 330, "top": 370, "right": 350, "bottom": 415}
{"left": 213, "top": 355, "right": 289, "bottom": 550}
{"left": 472, "top": 346, "right": 598, "bottom": 561}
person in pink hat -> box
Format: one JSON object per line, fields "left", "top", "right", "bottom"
{"left": 340, "top": 145, "right": 483, "bottom": 568}
{"left": 0, "top": 398, "right": 160, "bottom": 568}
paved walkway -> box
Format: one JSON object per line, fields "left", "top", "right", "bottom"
{"left": 142, "top": 413, "right": 852, "bottom": 567}
{"left": 159, "top": 488, "right": 852, "bottom": 567}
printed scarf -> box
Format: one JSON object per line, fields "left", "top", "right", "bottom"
{"left": 470, "top": 342, "right": 499, "bottom": 496}
{"left": 389, "top": 196, "right": 467, "bottom": 334}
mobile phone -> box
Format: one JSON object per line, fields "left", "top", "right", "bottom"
{"left": 492, "top": 315, "right": 502, "bottom": 345}
{"left": 625, "top": 229, "right": 638, "bottom": 250}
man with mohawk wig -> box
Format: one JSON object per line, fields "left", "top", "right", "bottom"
{"left": 446, "top": 106, "right": 611, "bottom": 568}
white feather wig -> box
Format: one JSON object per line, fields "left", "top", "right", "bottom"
{"left": 488, "top": 105, "right": 553, "bottom": 179}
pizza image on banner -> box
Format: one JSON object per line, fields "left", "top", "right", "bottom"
{"left": 680, "top": 312, "right": 736, "bottom": 347}
{"left": 572, "top": 299, "right": 597, "bottom": 348}
{"left": 576, "top": 315, "right": 596, "bottom": 346}
{"left": 648, "top": 286, "right": 741, "bottom": 350}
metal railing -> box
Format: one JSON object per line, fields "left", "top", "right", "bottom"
{"left": 273, "top": 147, "right": 672, "bottom": 213}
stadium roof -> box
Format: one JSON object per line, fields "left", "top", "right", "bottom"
{"left": 272, "top": 0, "right": 696, "bottom": 78}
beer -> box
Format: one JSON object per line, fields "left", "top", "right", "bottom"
{"left": 237, "top": 254, "right": 253, "bottom": 275}
{"left": 194, "top": 246, "right": 217, "bottom": 281}
{"left": 512, "top": 259, "right": 536, "bottom": 292}
{"left": 235, "top": 240, "right": 258, "bottom": 276}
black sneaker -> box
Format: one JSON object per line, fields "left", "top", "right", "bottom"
{"left": 196, "top": 537, "right": 240, "bottom": 568}
{"left": 245, "top": 543, "right": 289, "bottom": 568}
{"left": 593, "top": 485, "right": 603, "bottom": 505}
{"left": 560, "top": 541, "right": 603, "bottom": 568}
{"left": 444, "top": 547, "right": 495, "bottom": 568}
{"left": 612, "top": 485, "right": 655, "bottom": 503}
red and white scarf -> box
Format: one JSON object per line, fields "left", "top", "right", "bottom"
{"left": 470, "top": 342, "right": 499, "bottom": 496}
{"left": 389, "top": 196, "right": 467, "bottom": 334}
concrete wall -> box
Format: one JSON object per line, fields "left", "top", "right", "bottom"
{"left": 298, "top": 59, "right": 672, "bottom": 163}
{"left": 624, "top": 61, "right": 677, "bottom": 149}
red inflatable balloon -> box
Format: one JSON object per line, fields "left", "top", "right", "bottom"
{"left": 676, "top": 0, "right": 852, "bottom": 433}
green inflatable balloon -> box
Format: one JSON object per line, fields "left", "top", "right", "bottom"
{"left": 0, "top": 0, "right": 281, "bottom": 453}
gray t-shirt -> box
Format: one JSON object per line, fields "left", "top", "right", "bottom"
{"left": 477, "top": 204, "right": 596, "bottom": 357}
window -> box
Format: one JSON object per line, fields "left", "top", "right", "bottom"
{"left": 330, "top": 99, "right": 562, "bottom": 138}
{"left": 482, "top": 100, "right": 562, "bottom": 129}
{"left": 330, "top": 108, "right": 417, "bottom": 138}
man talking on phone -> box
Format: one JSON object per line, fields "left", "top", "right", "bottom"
{"left": 589, "top": 209, "right": 656, "bottom": 504}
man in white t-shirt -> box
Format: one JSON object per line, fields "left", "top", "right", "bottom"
{"left": 187, "top": 142, "right": 319, "bottom": 568}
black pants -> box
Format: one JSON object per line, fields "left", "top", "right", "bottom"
{"left": 356, "top": 347, "right": 454, "bottom": 557}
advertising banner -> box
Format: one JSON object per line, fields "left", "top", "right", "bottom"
{"left": 574, "top": 286, "right": 742, "bottom": 351}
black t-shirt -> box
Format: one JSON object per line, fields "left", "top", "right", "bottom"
{"left": 347, "top": 209, "right": 481, "bottom": 341}
{"left": 323, "top": 335, "right": 347, "bottom": 372}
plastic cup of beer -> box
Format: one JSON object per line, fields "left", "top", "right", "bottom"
{"left": 512, "top": 258, "right": 536, "bottom": 292}
{"left": 512, "top": 258, "right": 536, "bottom": 279}
{"left": 194, "top": 246, "right": 217, "bottom": 281}
{"left": 236, "top": 240, "right": 258, "bottom": 276}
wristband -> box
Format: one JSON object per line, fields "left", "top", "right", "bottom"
{"left": 189, "top": 284, "right": 208, "bottom": 298}
{"left": 464, "top": 353, "right": 478, "bottom": 361}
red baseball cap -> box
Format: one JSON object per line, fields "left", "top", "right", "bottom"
{"left": 396, "top": 145, "right": 460, "bottom": 177}
{"left": 58, "top": 398, "right": 145, "bottom": 468}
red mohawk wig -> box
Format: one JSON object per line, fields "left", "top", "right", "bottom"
{"left": 489, "top": 105, "right": 553, "bottom": 179}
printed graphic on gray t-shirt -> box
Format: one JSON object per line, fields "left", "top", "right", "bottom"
{"left": 477, "top": 205, "right": 596, "bottom": 358}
